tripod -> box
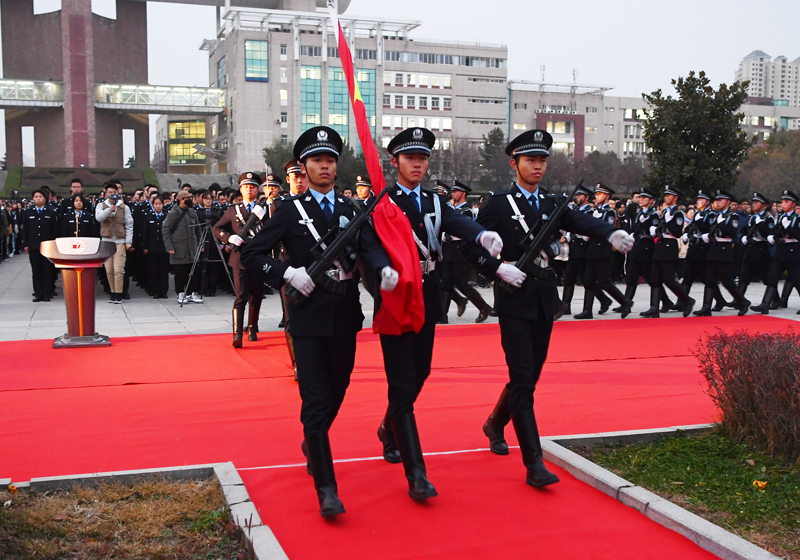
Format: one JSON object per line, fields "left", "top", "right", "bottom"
{"left": 180, "top": 223, "right": 235, "bottom": 308}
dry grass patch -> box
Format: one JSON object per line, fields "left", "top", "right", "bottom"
{"left": 0, "top": 478, "right": 254, "bottom": 559}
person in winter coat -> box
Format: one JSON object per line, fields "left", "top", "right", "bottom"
{"left": 162, "top": 191, "right": 202, "bottom": 303}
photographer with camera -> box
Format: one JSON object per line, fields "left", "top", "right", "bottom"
{"left": 196, "top": 189, "right": 223, "bottom": 297}
{"left": 95, "top": 182, "right": 133, "bottom": 304}
{"left": 163, "top": 191, "right": 203, "bottom": 304}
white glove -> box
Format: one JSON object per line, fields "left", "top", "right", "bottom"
{"left": 741, "top": 236, "right": 748, "bottom": 246}
{"left": 283, "top": 266, "right": 315, "bottom": 297}
{"left": 252, "top": 205, "right": 267, "bottom": 220}
{"left": 701, "top": 233, "right": 710, "bottom": 244}
{"left": 681, "top": 233, "right": 689, "bottom": 244}
{"left": 496, "top": 263, "right": 526, "bottom": 287}
{"left": 609, "top": 230, "right": 634, "bottom": 254}
{"left": 768, "top": 235, "right": 775, "bottom": 245}
{"left": 649, "top": 226, "right": 657, "bottom": 237}
{"left": 480, "top": 231, "right": 503, "bottom": 258}
{"left": 228, "top": 234, "right": 244, "bottom": 247}
{"left": 380, "top": 266, "right": 399, "bottom": 292}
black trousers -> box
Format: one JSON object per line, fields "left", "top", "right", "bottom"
{"left": 173, "top": 263, "right": 200, "bottom": 295}
{"left": 583, "top": 258, "right": 617, "bottom": 294}
{"left": 564, "top": 257, "right": 585, "bottom": 286}
{"left": 380, "top": 318, "right": 437, "bottom": 417}
{"left": 741, "top": 259, "right": 772, "bottom": 286}
{"left": 706, "top": 261, "right": 746, "bottom": 302}
{"left": 682, "top": 258, "right": 707, "bottom": 287}
{"left": 441, "top": 260, "right": 489, "bottom": 311}
{"left": 498, "top": 315, "right": 554, "bottom": 414}
{"left": 29, "top": 249, "right": 53, "bottom": 299}
{"left": 233, "top": 266, "right": 264, "bottom": 317}
{"left": 625, "top": 258, "right": 653, "bottom": 286}
{"left": 766, "top": 260, "right": 800, "bottom": 288}
{"left": 652, "top": 259, "right": 690, "bottom": 301}
{"left": 148, "top": 253, "right": 170, "bottom": 297}
{"left": 294, "top": 333, "right": 357, "bottom": 433}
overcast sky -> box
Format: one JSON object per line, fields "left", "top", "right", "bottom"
{"left": 4, "top": 0, "right": 800, "bottom": 163}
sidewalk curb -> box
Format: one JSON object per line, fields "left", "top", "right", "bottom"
{"left": 7, "top": 463, "right": 289, "bottom": 560}
{"left": 542, "top": 425, "right": 781, "bottom": 560}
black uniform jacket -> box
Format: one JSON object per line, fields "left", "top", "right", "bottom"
{"left": 653, "top": 205, "right": 685, "bottom": 262}
{"left": 58, "top": 209, "right": 98, "bottom": 238}
{"left": 213, "top": 202, "right": 267, "bottom": 270}
{"left": 442, "top": 202, "right": 474, "bottom": 263}
{"left": 240, "top": 192, "right": 391, "bottom": 338}
{"left": 372, "top": 186, "right": 484, "bottom": 325}
{"left": 686, "top": 208, "right": 714, "bottom": 261}
{"left": 630, "top": 206, "right": 659, "bottom": 263}
{"left": 707, "top": 210, "right": 739, "bottom": 263}
{"left": 21, "top": 206, "right": 59, "bottom": 251}
{"left": 587, "top": 204, "right": 617, "bottom": 260}
{"left": 567, "top": 204, "right": 593, "bottom": 259}
{"left": 776, "top": 212, "right": 800, "bottom": 262}
{"left": 744, "top": 211, "right": 774, "bottom": 263}
{"left": 141, "top": 212, "right": 168, "bottom": 254}
{"left": 463, "top": 185, "right": 617, "bottom": 321}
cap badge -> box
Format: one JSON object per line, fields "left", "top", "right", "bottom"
{"left": 246, "top": 173, "right": 253, "bottom": 179}
{"left": 413, "top": 128, "right": 423, "bottom": 140}
{"left": 317, "top": 130, "right": 329, "bottom": 142}
{"left": 534, "top": 131, "right": 543, "bottom": 142}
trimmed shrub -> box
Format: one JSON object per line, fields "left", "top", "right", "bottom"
{"left": 695, "top": 329, "right": 800, "bottom": 464}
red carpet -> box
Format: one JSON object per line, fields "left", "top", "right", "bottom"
{"left": 0, "top": 315, "right": 794, "bottom": 559}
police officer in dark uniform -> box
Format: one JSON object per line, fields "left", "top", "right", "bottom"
{"left": 463, "top": 130, "right": 634, "bottom": 487}
{"left": 574, "top": 183, "right": 632, "bottom": 319}
{"left": 560, "top": 184, "right": 593, "bottom": 314}
{"left": 640, "top": 186, "right": 695, "bottom": 317}
{"left": 693, "top": 189, "right": 750, "bottom": 316}
{"left": 441, "top": 180, "right": 493, "bottom": 323}
{"left": 622, "top": 188, "right": 659, "bottom": 311}
{"left": 59, "top": 194, "right": 98, "bottom": 238}
{"left": 679, "top": 190, "right": 727, "bottom": 311}
{"left": 212, "top": 173, "right": 269, "bottom": 347}
{"left": 752, "top": 190, "right": 800, "bottom": 314}
{"left": 241, "top": 126, "right": 394, "bottom": 517}
{"left": 738, "top": 192, "right": 774, "bottom": 300}
{"left": 21, "top": 188, "right": 59, "bottom": 302}
{"left": 141, "top": 195, "right": 171, "bottom": 299}
{"left": 373, "top": 127, "right": 499, "bottom": 500}
{"left": 354, "top": 175, "right": 374, "bottom": 208}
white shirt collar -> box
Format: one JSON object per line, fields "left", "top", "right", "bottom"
{"left": 396, "top": 182, "right": 421, "bottom": 198}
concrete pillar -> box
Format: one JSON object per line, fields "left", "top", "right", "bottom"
{"left": 61, "top": 0, "right": 96, "bottom": 167}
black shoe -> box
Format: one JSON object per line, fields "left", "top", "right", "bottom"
{"left": 711, "top": 302, "right": 724, "bottom": 312}
{"left": 738, "top": 299, "right": 751, "bottom": 317}
{"left": 391, "top": 414, "right": 438, "bottom": 500}
{"left": 525, "top": 456, "right": 560, "bottom": 488}
{"left": 725, "top": 300, "right": 738, "bottom": 309}
{"left": 673, "top": 302, "right": 685, "bottom": 312}
{"left": 611, "top": 305, "right": 624, "bottom": 313}
{"left": 553, "top": 301, "right": 569, "bottom": 321}
{"left": 573, "top": 310, "right": 593, "bottom": 320}
{"left": 639, "top": 307, "right": 659, "bottom": 318}
{"left": 264, "top": 285, "right": 274, "bottom": 296}
{"left": 483, "top": 420, "right": 509, "bottom": 455}
{"left": 278, "top": 318, "right": 286, "bottom": 329}
{"left": 511, "top": 410, "right": 559, "bottom": 488}
{"left": 305, "top": 431, "right": 345, "bottom": 517}
{"left": 233, "top": 334, "right": 243, "bottom": 348}
{"left": 121, "top": 293, "right": 131, "bottom": 300}
{"left": 437, "top": 316, "right": 449, "bottom": 325}
{"left": 32, "top": 296, "right": 44, "bottom": 302}
{"left": 693, "top": 306, "right": 712, "bottom": 317}
{"left": 683, "top": 298, "right": 696, "bottom": 318}
{"left": 456, "top": 299, "right": 467, "bottom": 318}
{"left": 248, "top": 327, "right": 258, "bottom": 342}
{"left": 476, "top": 307, "right": 492, "bottom": 323}
{"left": 377, "top": 422, "right": 402, "bottom": 464}
{"left": 619, "top": 299, "right": 634, "bottom": 319}
{"left": 598, "top": 301, "right": 610, "bottom": 315}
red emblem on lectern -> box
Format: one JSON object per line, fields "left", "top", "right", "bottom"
{"left": 70, "top": 240, "right": 87, "bottom": 254}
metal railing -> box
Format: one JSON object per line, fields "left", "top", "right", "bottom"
{"left": 94, "top": 84, "right": 225, "bottom": 114}
{"left": 0, "top": 80, "right": 63, "bottom": 107}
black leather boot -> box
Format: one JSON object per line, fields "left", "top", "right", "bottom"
{"left": 738, "top": 282, "right": 749, "bottom": 300}
{"left": 712, "top": 286, "right": 730, "bottom": 312}
{"left": 483, "top": 387, "right": 510, "bottom": 455}
{"left": 561, "top": 285, "right": 574, "bottom": 316}
{"left": 752, "top": 286, "right": 777, "bottom": 314}
{"left": 693, "top": 286, "right": 714, "bottom": 316}
{"left": 285, "top": 331, "right": 298, "bottom": 381}
{"left": 438, "top": 290, "right": 451, "bottom": 324}
{"left": 573, "top": 290, "right": 594, "bottom": 319}
{"left": 613, "top": 284, "right": 636, "bottom": 313}
{"left": 454, "top": 291, "right": 468, "bottom": 317}
{"left": 511, "top": 409, "right": 559, "bottom": 488}
{"left": 605, "top": 285, "right": 633, "bottom": 318}
{"left": 377, "top": 410, "right": 402, "bottom": 463}
{"left": 391, "top": 413, "right": 437, "bottom": 500}
{"left": 301, "top": 439, "right": 312, "bottom": 476}
{"left": 639, "top": 287, "right": 660, "bottom": 318}
{"left": 304, "top": 431, "right": 345, "bottom": 517}
{"left": 248, "top": 300, "right": 261, "bottom": 341}
{"left": 779, "top": 281, "right": 792, "bottom": 308}
{"left": 659, "top": 290, "right": 674, "bottom": 313}
{"left": 232, "top": 307, "right": 244, "bottom": 348}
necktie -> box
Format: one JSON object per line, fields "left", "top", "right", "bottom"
{"left": 247, "top": 202, "right": 254, "bottom": 213}
{"left": 321, "top": 197, "right": 333, "bottom": 221}
{"left": 409, "top": 191, "right": 421, "bottom": 213}
{"left": 530, "top": 194, "right": 538, "bottom": 211}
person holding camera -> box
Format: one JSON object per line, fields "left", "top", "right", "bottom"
{"left": 196, "top": 189, "right": 223, "bottom": 297}
{"left": 95, "top": 182, "right": 133, "bottom": 304}
{"left": 163, "top": 191, "right": 202, "bottom": 304}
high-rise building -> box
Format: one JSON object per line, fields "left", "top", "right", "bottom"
{"left": 735, "top": 50, "right": 800, "bottom": 106}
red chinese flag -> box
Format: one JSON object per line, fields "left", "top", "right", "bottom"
{"left": 328, "top": 3, "right": 424, "bottom": 335}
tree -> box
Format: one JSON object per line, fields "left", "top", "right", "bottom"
{"left": 125, "top": 156, "right": 135, "bottom": 168}
{"left": 262, "top": 140, "right": 295, "bottom": 180}
{"left": 642, "top": 71, "right": 754, "bottom": 199}
{"left": 333, "top": 144, "right": 368, "bottom": 190}
{"left": 444, "top": 137, "right": 482, "bottom": 186}
{"left": 539, "top": 152, "right": 577, "bottom": 193}
{"left": 738, "top": 130, "right": 800, "bottom": 201}
{"left": 479, "top": 127, "right": 513, "bottom": 192}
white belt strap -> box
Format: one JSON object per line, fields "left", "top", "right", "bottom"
{"left": 293, "top": 199, "right": 323, "bottom": 242}
{"left": 506, "top": 194, "right": 530, "bottom": 234}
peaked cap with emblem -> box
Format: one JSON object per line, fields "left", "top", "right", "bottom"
{"left": 356, "top": 175, "right": 372, "bottom": 188}
{"left": 434, "top": 180, "right": 450, "bottom": 195}
{"left": 752, "top": 192, "right": 770, "bottom": 204}
{"left": 664, "top": 185, "right": 682, "bottom": 198}
{"left": 576, "top": 184, "right": 594, "bottom": 197}
{"left": 538, "top": 185, "right": 549, "bottom": 194}
{"left": 293, "top": 126, "right": 342, "bottom": 161}
{"left": 387, "top": 127, "right": 436, "bottom": 156}
{"left": 451, "top": 180, "right": 472, "bottom": 193}
{"left": 238, "top": 172, "right": 262, "bottom": 188}
{"left": 781, "top": 190, "right": 799, "bottom": 203}
{"left": 639, "top": 188, "right": 657, "bottom": 199}
{"left": 714, "top": 189, "right": 734, "bottom": 201}
{"left": 284, "top": 158, "right": 303, "bottom": 174}
{"left": 595, "top": 183, "right": 615, "bottom": 195}
{"left": 262, "top": 174, "right": 282, "bottom": 188}
{"left": 505, "top": 129, "right": 553, "bottom": 157}
{"left": 696, "top": 189, "right": 712, "bottom": 201}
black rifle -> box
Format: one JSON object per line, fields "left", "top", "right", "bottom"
{"left": 497, "top": 179, "right": 583, "bottom": 295}
{"left": 285, "top": 187, "right": 390, "bottom": 306}
{"left": 232, "top": 200, "right": 269, "bottom": 251}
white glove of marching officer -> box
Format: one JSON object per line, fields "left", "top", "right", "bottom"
{"left": 741, "top": 236, "right": 748, "bottom": 246}
{"left": 252, "top": 205, "right": 267, "bottom": 220}
{"left": 380, "top": 266, "right": 399, "bottom": 292}
{"left": 681, "top": 233, "right": 690, "bottom": 244}
{"left": 768, "top": 235, "right": 776, "bottom": 245}
{"left": 649, "top": 226, "right": 658, "bottom": 237}
{"left": 701, "top": 233, "right": 711, "bottom": 244}
{"left": 479, "top": 231, "right": 504, "bottom": 258}
{"left": 608, "top": 231, "right": 634, "bottom": 254}
{"left": 496, "top": 263, "right": 526, "bottom": 287}
{"left": 228, "top": 234, "right": 245, "bottom": 247}
{"left": 283, "top": 266, "right": 315, "bottom": 297}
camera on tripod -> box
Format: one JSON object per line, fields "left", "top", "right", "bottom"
{"left": 107, "top": 194, "right": 122, "bottom": 204}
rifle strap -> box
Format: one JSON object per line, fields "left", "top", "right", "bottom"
{"left": 293, "top": 198, "right": 347, "bottom": 275}
{"left": 506, "top": 194, "right": 530, "bottom": 234}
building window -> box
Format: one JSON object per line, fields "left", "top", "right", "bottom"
{"left": 408, "top": 96, "right": 416, "bottom": 109}
{"left": 328, "top": 67, "right": 349, "bottom": 139}
{"left": 443, "top": 118, "right": 452, "bottom": 130}
{"left": 301, "top": 66, "right": 322, "bottom": 132}
{"left": 513, "top": 123, "right": 526, "bottom": 130}
{"left": 394, "top": 95, "right": 403, "bottom": 107}
{"left": 384, "top": 72, "right": 392, "bottom": 86}
{"left": 443, "top": 76, "right": 451, "bottom": 88}
{"left": 585, "top": 126, "right": 598, "bottom": 133}
{"left": 395, "top": 74, "right": 404, "bottom": 86}
{"left": 169, "top": 121, "right": 206, "bottom": 140}
{"left": 431, "top": 118, "right": 440, "bottom": 130}
{"left": 514, "top": 103, "right": 527, "bottom": 110}
{"left": 443, "top": 97, "right": 451, "bottom": 110}
{"left": 280, "top": 44, "right": 287, "bottom": 56}
{"left": 418, "top": 117, "right": 427, "bottom": 128}
{"left": 419, "top": 96, "right": 428, "bottom": 109}
{"left": 408, "top": 117, "right": 416, "bottom": 128}
{"left": 300, "top": 45, "right": 322, "bottom": 57}
{"left": 280, "top": 112, "right": 288, "bottom": 123}
{"left": 431, "top": 76, "right": 441, "bottom": 88}
{"left": 431, "top": 97, "right": 440, "bottom": 110}
{"left": 327, "top": 47, "right": 339, "bottom": 59}
{"left": 394, "top": 116, "right": 402, "bottom": 128}
{"left": 217, "top": 56, "right": 227, "bottom": 88}
{"left": 356, "top": 49, "right": 377, "bottom": 60}
{"left": 419, "top": 75, "right": 428, "bottom": 87}
{"left": 280, "top": 89, "right": 288, "bottom": 106}
{"left": 383, "top": 94, "right": 391, "bottom": 107}
{"left": 245, "top": 40, "right": 269, "bottom": 82}
{"left": 169, "top": 143, "right": 205, "bottom": 164}
{"left": 382, "top": 115, "right": 392, "bottom": 128}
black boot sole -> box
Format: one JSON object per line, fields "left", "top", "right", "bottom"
{"left": 409, "top": 486, "right": 438, "bottom": 501}
{"left": 527, "top": 474, "right": 560, "bottom": 488}
{"left": 377, "top": 426, "right": 402, "bottom": 464}
{"left": 482, "top": 421, "right": 509, "bottom": 455}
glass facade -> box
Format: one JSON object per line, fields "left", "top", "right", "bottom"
{"left": 356, "top": 69, "right": 377, "bottom": 137}
{"left": 328, "top": 67, "right": 349, "bottom": 140}
{"left": 301, "top": 66, "right": 322, "bottom": 131}
{"left": 168, "top": 121, "right": 206, "bottom": 164}
{"left": 245, "top": 40, "right": 269, "bottom": 82}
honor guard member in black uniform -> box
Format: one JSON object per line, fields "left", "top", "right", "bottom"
{"left": 737, "top": 192, "right": 774, "bottom": 300}
{"left": 21, "top": 189, "right": 59, "bottom": 302}
{"left": 434, "top": 180, "right": 450, "bottom": 197}
{"left": 573, "top": 183, "right": 633, "bottom": 319}
{"left": 213, "top": 173, "right": 269, "bottom": 347}
{"left": 241, "top": 126, "right": 395, "bottom": 517}
{"left": 441, "top": 180, "right": 494, "bottom": 323}
{"left": 622, "top": 188, "right": 659, "bottom": 310}
{"left": 752, "top": 190, "right": 800, "bottom": 314}
{"left": 680, "top": 190, "right": 728, "bottom": 311}
{"left": 374, "top": 127, "right": 500, "bottom": 500}
{"left": 463, "top": 130, "right": 634, "bottom": 487}
{"left": 640, "top": 186, "right": 695, "bottom": 318}
{"left": 693, "top": 189, "right": 750, "bottom": 316}
{"left": 354, "top": 175, "right": 374, "bottom": 208}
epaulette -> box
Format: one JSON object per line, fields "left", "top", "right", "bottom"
{"left": 490, "top": 189, "right": 512, "bottom": 197}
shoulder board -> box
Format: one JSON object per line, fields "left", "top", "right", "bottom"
{"left": 490, "top": 189, "right": 512, "bottom": 197}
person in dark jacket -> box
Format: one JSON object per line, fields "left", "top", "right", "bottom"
{"left": 162, "top": 191, "right": 202, "bottom": 303}
{"left": 22, "top": 189, "right": 59, "bottom": 302}
{"left": 59, "top": 194, "right": 98, "bottom": 238}
{"left": 141, "top": 196, "right": 171, "bottom": 299}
